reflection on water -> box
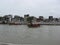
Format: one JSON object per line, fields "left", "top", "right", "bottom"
{"left": 0, "top": 25, "right": 60, "bottom": 45}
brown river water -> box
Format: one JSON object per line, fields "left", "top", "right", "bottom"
{"left": 0, "top": 25, "right": 60, "bottom": 45}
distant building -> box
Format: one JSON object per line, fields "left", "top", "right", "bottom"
{"left": 0, "top": 16, "right": 3, "bottom": 23}
{"left": 36, "top": 18, "right": 40, "bottom": 22}
{"left": 49, "top": 16, "right": 53, "bottom": 20}
{"left": 24, "top": 14, "right": 29, "bottom": 24}
{"left": 14, "top": 15, "right": 20, "bottom": 21}
{"left": 20, "top": 17, "right": 24, "bottom": 24}
{"left": 3, "top": 14, "right": 12, "bottom": 23}
{"left": 32, "top": 17, "right": 37, "bottom": 22}
{"left": 44, "top": 19, "right": 49, "bottom": 22}
{"left": 53, "top": 18, "right": 59, "bottom": 22}
{"left": 24, "top": 14, "right": 29, "bottom": 18}
{"left": 20, "top": 17, "right": 24, "bottom": 22}
{"left": 39, "top": 16, "right": 44, "bottom": 21}
{"left": 49, "top": 16, "right": 53, "bottom": 21}
{"left": 0, "top": 16, "right": 3, "bottom": 21}
{"left": 58, "top": 18, "right": 60, "bottom": 22}
{"left": 11, "top": 15, "right": 24, "bottom": 24}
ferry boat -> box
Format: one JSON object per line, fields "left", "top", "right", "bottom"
{"left": 27, "top": 22, "right": 40, "bottom": 27}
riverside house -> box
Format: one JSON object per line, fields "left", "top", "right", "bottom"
{"left": 2, "top": 15, "right": 12, "bottom": 24}
{"left": 10, "top": 15, "right": 24, "bottom": 25}
{"left": 0, "top": 16, "right": 3, "bottom": 24}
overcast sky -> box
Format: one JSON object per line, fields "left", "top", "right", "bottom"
{"left": 0, "top": 0, "right": 60, "bottom": 18}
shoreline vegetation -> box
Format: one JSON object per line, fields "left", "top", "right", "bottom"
{"left": 0, "top": 14, "right": 60, "bottom": 25}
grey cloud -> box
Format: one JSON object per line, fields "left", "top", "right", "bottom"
{"left": 0, "top": 0, "right": 60, "bottom": 17}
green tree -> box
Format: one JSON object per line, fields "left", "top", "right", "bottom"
{"left": 27, "top": 17, "right": 34, "bottom": 23}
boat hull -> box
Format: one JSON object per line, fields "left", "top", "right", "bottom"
{"left": 27, "top": 23, "right": 40, "bottom": 27}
